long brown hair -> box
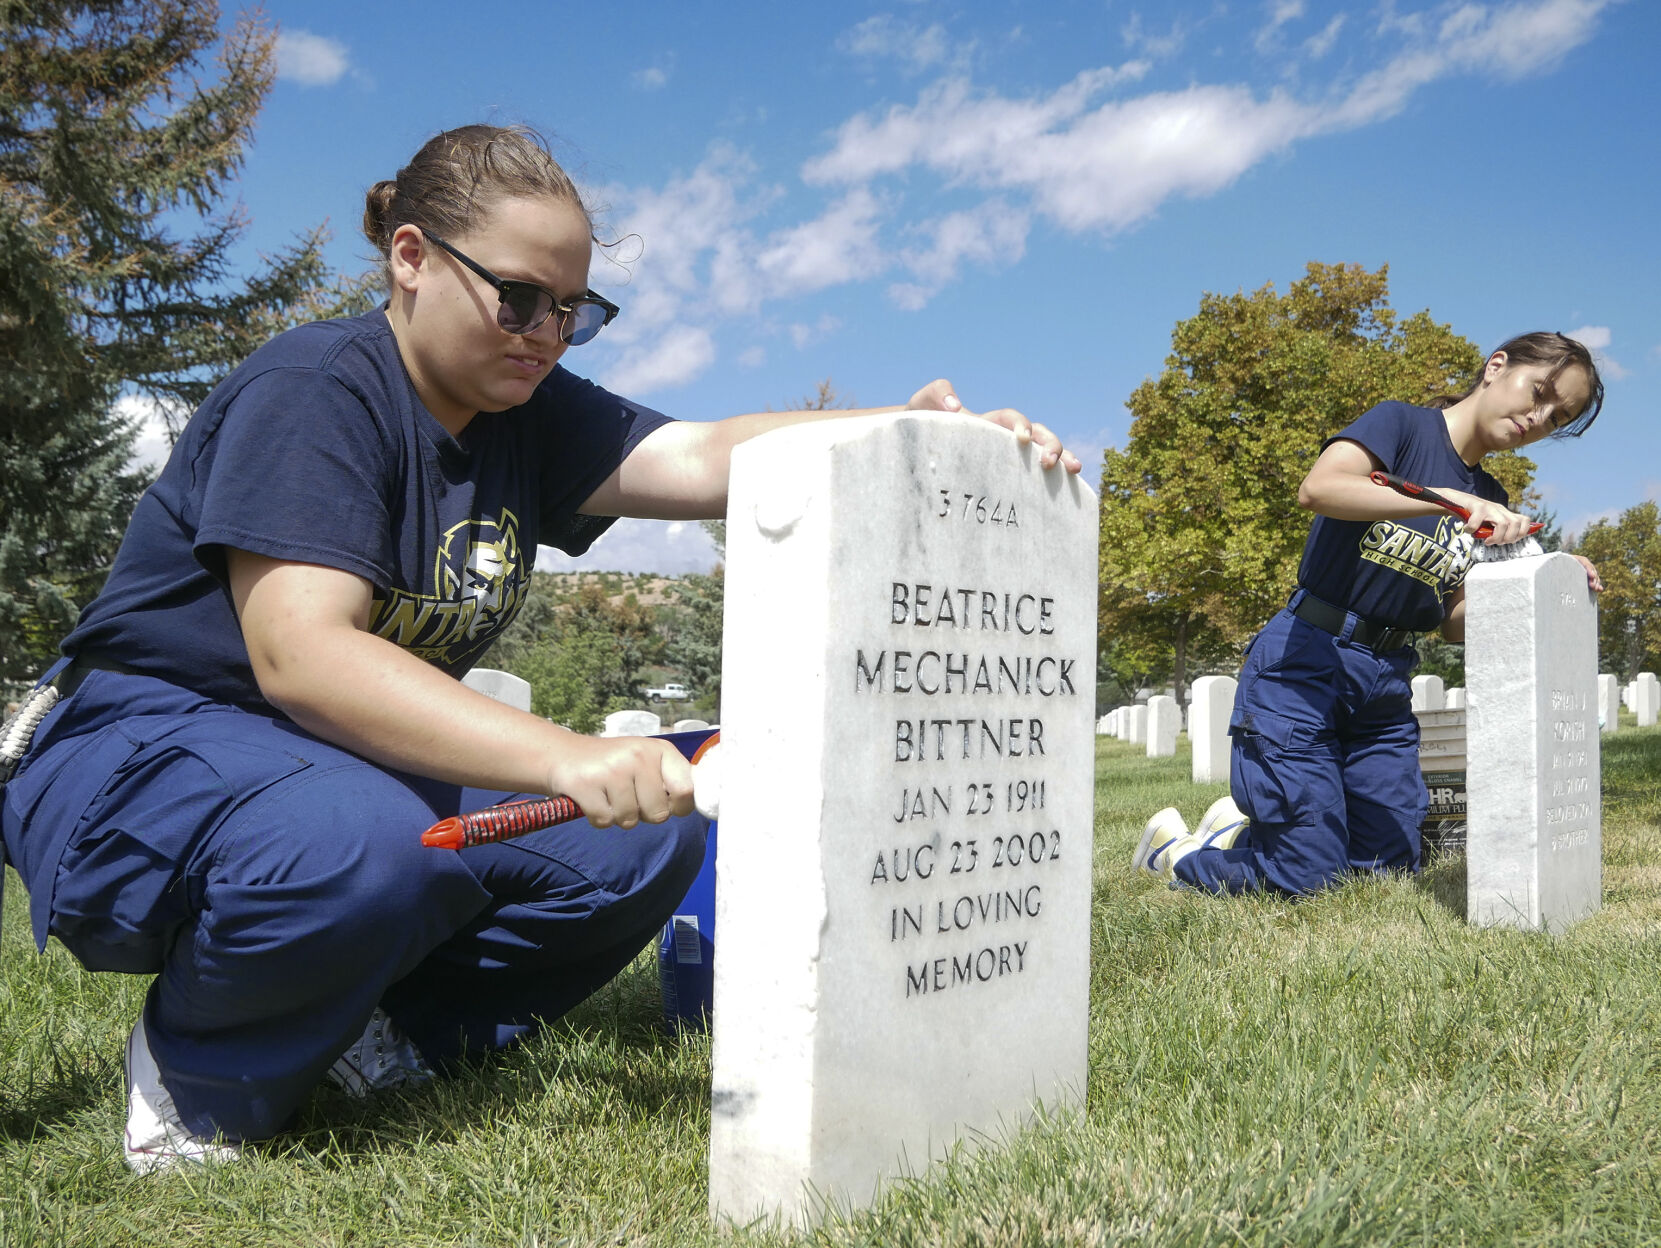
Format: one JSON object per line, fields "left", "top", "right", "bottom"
{"left": 1434, "top": 331, "right": 1605, "bottom": 438}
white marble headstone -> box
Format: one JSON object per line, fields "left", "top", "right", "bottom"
{"left": 1126, "top": 705, "right": 1148, "bottom": 746}
{"left": 462, "top": 667, "right": 532, "bottom": 712}
{"left": 1597, "top": 675, "right": 1619, "bottom": 734}
{"left": 674, "top": 718, "right": 712, "bottom": 732}
{"left": 1444, "top": 687, "right": 1466, "bottom": 710}
{"left": 1189, "top": 675, "right": 1236, "bottom": 785}
{"left": 1146, "top": 695, "right": 1179, "bottom": 758}
{"left": 1411, "top": 674, "right": 1445, "bottom": 712}
{"left": 1465, "top": 554, "right": 1601, "bottom": 933}
{"left": 708, "top": 413, "right": 1097, "bottom": 1226}
{"left": 602, "top": 709, "right": 662, "bottom": 738}
{"left": 1636, "top": 673, "right": 1660, "bottom": 728}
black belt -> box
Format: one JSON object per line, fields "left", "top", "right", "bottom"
{"left": 1292, "top": 594, "right": 1417, "bottom": 651}
{"left": 51, "top": 652, "right": 142, "bottom": 700}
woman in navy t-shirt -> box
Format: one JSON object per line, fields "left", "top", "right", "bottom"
{"left": 1133, "top": 332, "right": 1605, "bottom": 896}
{"left": 0, "top": 125, "right": 1080, "bottom": 1171}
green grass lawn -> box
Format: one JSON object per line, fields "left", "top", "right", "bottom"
{"left": 4, "top": 726, "right": 1661, "bottom": 1247}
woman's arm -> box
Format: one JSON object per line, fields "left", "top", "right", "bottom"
{"left": 579, "top": 378, "right": 1082, "bottom": 520}
{"left": 1298, "top": 438, "right": 1535, "bottom": 547}
{"left": 1441, "top": 585, "right": 1467, "bottom": 644}
{"left": 227, "top": 550, "right": 692, "bottom": 829}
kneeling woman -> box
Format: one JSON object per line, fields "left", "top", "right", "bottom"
{"left": 1134, "top": 332, "right": 1604, "bottom": 896}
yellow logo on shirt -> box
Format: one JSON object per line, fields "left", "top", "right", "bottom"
{"left": 368, "top": 511, "right": 532, "bottom": 666}
{"left": 1358, "top": 515, "right": 1476, "bottom": 600}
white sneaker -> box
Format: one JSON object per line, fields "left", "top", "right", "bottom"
{"left": 124, "top": 1019, "right": 240, "bottom": 1174}
{"left": 326, "top": 1008, "right": 433, "bottom": 1098}
{"left": 1132, "top": 808, "right": 1200, "bottom": 881}
{"left": 1194, "top": 794, "right": 1249, "bottom": 851}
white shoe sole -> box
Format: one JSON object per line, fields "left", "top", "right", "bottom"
{"left": 1195, "top": 795, "right": 1248, "bottom": 851}
{"left": 1132, "top": 808, "right": 1188, "bottom": 876}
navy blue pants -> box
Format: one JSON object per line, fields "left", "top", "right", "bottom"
{"left": 1, "top": 665, "right": 707, "bottom": 1142}
{"left": 1174, "top": 596, "right": 1426, "bottom": 896}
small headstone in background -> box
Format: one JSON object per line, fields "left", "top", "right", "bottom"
{"left": 1444, "top": 687, "right": 1466, "bottom": 710}
{"left": 602, "top": 709, "right": 663, "bottom": 737}
{"left": 462, "top": 667, "right": 532, "bottom": 712}
{"left": 1126, "top": 705, "right": 1148, "bottom": 746}
{"left": 1146, "top": 695, "right": 1179, "bottom": 758}
{"left": 1411, "top": 674, "right": 1445, "bottom": 712}
{"left": 1189, "top": 675, "right": 1237, "bottom": 785}
{"left": 709, "top": 413, "right": 1097, "bottom": 1225}
{"left": 1623, "top": 681, "right": 1635, "bottom": 710}
{"left": 1597, "top": 675, "right": 1620, "bottom": 734}
{"left": 1636, "top": 673, "right": 1660, "bottom": 728}
{"left": 1115, "top": 706, "right": 1133, "bottom": 741}
{"left": 1416, "top": 707, "right": 1467, "bottom": 858}
{"left": 674, "top": 718, "right": 711, "bottom": 732}
{"left": 1464, "top": 554, "right": 1601, "bottom": 933}
{"left": 1096, "top": 714, "right": 1111, "bottom": 735}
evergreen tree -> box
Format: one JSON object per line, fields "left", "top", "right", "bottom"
{"left": 0, "top": 0, "right": 365, "bottom": 690}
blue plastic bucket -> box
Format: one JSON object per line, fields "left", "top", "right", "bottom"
{"left": 654, "top": 728, "right": 719, "bottom": 1033}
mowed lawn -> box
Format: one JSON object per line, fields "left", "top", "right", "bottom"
{"left": 3, "top": 722, "right": 1660, "bottom": 1247}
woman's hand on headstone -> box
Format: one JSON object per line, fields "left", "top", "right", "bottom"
{"left": 904, "top": 379, "right": 1081, "bottom": 474}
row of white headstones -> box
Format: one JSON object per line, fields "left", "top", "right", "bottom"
{"left": 459, "top": 415, "right": 1644, "bottom": 1229}
{"left": 1097, "top": 669, "right": 1661, "bottom": 778}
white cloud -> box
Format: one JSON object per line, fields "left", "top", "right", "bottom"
{"left": 807, "top": 73, "right": 1308, "bottom": 235}
{"left": 805, "top": 0, "right": 1613, "bottom": 238}
{"left": 1566, "top": 324, "right": 1630, "bottom": 381}
{"left": 803, "top": 64, "right": 1148, "bottom": 189}
{"left": 737, "top": 345, "right": 767, "bottom": 368}
{"left": 1255, "top": 0, "right": 1306, "bottom": 53}
{"left": 632, "top": 66, "right": 670, "bottom": 90}
{"left": 1121, "top": 13, "right": 1188, "bottom": 59}
{"left": 839, "top": 15, "right": 956, "bottom": 72}
{"left": 890, "top": 199, "right": 1029, "bottom": 308}
{"left": 754, "top": 189, "right": 888, "bottom": 295}
{"left": 115, "top": 393, "right": 185, "bottom": 470}
{"left": 537, "top": 517, "right": 719, "bottom": 575}
{"left": 601, "top": 325, "right": 717, "bottom": 395}
{"left": 1304, "top": 15, "right": 1345, "bottom": 59}
{"left": 1331, "top": 0, "right": 1613, "bottom": 127}
{"left": 275, "top": 30, "right": 350, "bottom": 87}
{"left": 788, "top": 315, "right": 842, "bottom": 349}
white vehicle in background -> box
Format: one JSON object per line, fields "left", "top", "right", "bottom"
{"left": 646, "top": 682, "right": 692, "bottom": 702}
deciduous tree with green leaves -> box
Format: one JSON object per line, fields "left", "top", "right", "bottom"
{"left": 1097, "top": 261, "right": 1535, "bottom": 702}
{"left": 0, "top": 0, "right": 365, "bottom": 690}
{"left": 1571, "top": 502, "right": 1661, "bottom": 682}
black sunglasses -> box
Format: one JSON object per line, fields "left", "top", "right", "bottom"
{"left": 423, "top": 231, "right": 619, "bottom": 345}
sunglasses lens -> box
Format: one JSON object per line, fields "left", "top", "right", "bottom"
{"left": 563, "top": 303, "right": 609, "bottom": 346}
{"left": 496, "top": 284, "right": 551, "bottom": 335}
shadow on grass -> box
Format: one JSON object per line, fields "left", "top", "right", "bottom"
{"left": 0, "top": 1038, "right": 120, "bottom": 1143}
{"left": 1413, "top": 849, "right": 1468, "bottom": 920}
{"left": 279, "top": 957, "right": 710, "bottom": 1165}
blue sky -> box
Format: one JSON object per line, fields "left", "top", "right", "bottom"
{"left": 136, "top": 0, "right": 1660, "bottom": 574}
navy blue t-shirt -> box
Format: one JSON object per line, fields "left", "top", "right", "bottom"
{"left": 65, "top": 309, "right": 671, "bottom": 708}
{"left": 1296, "top": 401, "right": 1509, "bottom": 633}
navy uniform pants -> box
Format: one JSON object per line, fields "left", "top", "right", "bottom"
{"left": 1174, "top": 596, "right": 1426, "bottom": 896}
{"left": 1, "top": 664, "right": 707, "bottom": 1143}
